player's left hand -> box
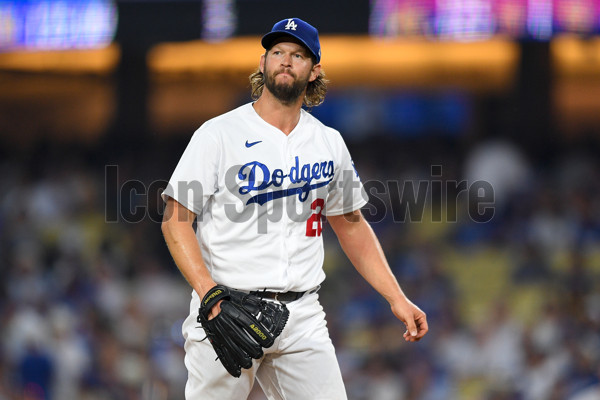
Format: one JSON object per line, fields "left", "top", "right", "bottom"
{"left": 390, "top": 297, "right": 428, "bottom": 342}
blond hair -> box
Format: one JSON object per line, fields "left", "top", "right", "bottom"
{"left": 249, "top": 67, "right": 329, "bottom": 108}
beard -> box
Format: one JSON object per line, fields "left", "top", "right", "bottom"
{"left": 263, "top": 66, "right": 310, "bottom": 105}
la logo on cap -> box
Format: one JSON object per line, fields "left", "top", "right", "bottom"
{"left": 284, "top": 18, "right": 297, "bottom": 31}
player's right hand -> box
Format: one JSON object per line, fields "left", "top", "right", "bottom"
{"left": 208, "top": 301, "right": 222, "bottom": 319}
{"left": 199, "top": 280, "right": 221, "bottom": 319}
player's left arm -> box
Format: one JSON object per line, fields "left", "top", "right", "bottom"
{"left": 327, "top": 209, "right": 428, "bottom": 342}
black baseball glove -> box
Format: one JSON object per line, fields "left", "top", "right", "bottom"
{"left": 197, "top": 285, "right": 289, "bottom": 377}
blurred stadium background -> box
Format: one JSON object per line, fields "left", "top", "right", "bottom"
{"left": 1, "top": 1, "right": 600, "bottom": 399}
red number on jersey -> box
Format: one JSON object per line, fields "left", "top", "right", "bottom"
{"left": 306, "top": 198, "right": 325, "bottom": 237}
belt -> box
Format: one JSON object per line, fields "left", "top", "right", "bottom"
{"left": 237, "top": 286, "right": 320, "bottom": 303}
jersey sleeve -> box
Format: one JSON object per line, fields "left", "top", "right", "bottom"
{"left": 161, "top": 125, "right": 220, "bottom": 215}
{"left": 323, "top": 134, "right": 369, "bottom": 216}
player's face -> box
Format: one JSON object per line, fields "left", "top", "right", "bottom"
{"left": 261, "top": 41, "right": 318, "bottom": 105}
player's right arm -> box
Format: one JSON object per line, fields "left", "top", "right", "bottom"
{"left": 161, "top": 197, "right": 220, "bottom": 317}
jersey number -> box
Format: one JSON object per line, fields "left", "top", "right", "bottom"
{"left": 306, "top": 199, "right": 324, "bottom": 237}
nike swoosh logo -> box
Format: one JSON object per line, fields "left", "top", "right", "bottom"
{"left": 245, "top": 140, "right": 262, "bottom": 148}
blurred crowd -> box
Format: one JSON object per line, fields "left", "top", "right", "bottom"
{"left": 0, "top": 133, "right": 599, "bottom": 400}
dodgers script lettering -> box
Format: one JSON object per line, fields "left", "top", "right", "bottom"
{"left": 238, "top": 156, "right": 334, "bottom": 205}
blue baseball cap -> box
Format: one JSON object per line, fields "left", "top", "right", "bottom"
{"left": 261, "top": 18, "right": 321, "bottom": 63}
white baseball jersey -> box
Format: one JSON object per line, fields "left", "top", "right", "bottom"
{"left": 162, "top": 102, "right": 367, "bottom": 293}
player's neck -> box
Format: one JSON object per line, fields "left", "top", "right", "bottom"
{"left": 253, "top": 91, "right": 303, "bottom": 135}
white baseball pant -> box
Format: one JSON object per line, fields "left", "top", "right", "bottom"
{"left": 182, "top": 292, "right": 348, "bottom": 400}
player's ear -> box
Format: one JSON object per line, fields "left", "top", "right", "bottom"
{"left": 259, "top": 54, "right": 266, "bottom": 74}
{"left": 309, "top": 63, "right": 321, "bottom": 83}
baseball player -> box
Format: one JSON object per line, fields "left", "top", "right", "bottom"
{"left": 161, "top": 17, "right": 428, "bottom": 399}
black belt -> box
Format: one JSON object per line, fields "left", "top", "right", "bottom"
{"left": 235, "top": 286, "right": 320, "bottom": 303}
